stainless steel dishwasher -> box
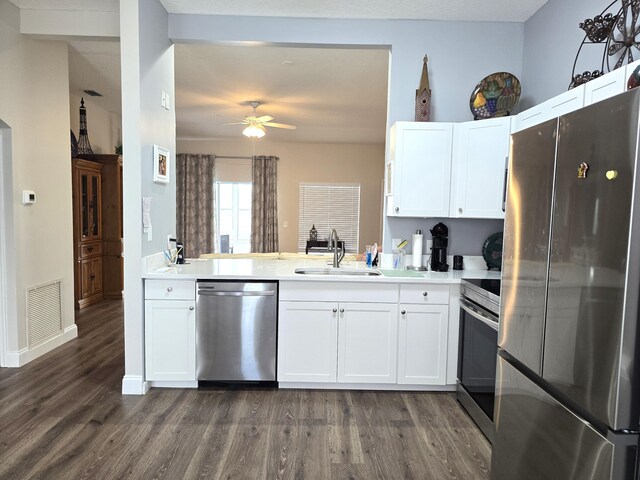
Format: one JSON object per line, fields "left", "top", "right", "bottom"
{"left": 196, "top": 281, "right": 278, "bottom": 383}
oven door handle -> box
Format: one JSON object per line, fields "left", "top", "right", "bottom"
{"left": 460, "top": 299, "right": 499, "bottom": 332}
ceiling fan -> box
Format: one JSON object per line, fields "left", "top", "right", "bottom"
{"left": 225, "top": 101, "right": 296, "bottom": 138}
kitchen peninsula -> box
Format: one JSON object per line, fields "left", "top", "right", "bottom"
{"left": 142, "top": 256, "right": 499, "bottom": 393}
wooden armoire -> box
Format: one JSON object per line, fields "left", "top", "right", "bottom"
{"left": 72, "top": 154, "right": 123, "bottom": 309}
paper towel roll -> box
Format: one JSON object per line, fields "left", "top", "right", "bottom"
{"left": 412, "top": 233, "right": 423, "bottom": 268}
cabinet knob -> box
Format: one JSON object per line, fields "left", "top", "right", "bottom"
{"left": 332, "top": 308, "right": 337, "bottom": 313}
{"left": 401, "top": 310, "right": 406, "bottom": 315}
{"left": 167, "top": 287, "right": 173, "bottom": 292}
{"left": 394, "top": 207, "right": 399, "bottom": 213}
{"left": 458, "top": 207, "right": 463, "bottom": 213}
{"left": 423, "top": 292, "right": 428, "bottom": 297}
{"left": 189, "top": 306, "right": 194, "bottom": 311}
{"left": 340, "top": 308, "right": 345, "bottom": 313}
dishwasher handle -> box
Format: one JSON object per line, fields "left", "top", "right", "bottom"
{"left": 197, "top": 290, "right": 275, "bottom": 297}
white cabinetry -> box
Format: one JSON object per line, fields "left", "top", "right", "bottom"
{"left": 397, "top": 284, "right": 449, "bottom": 385}
{"left": 515, "top": 86, "right": 585, "bottom": 132}
{"left": 144, "top": 280, "right": 196, "bottom": 382}
{"left": 278, "top": 301, "right": 338, "bottom": 382}
{"left": 386, "top": 122, "right": 454, "bottom": 217}
{"left": 450, "top": 117, "right": 511, "bottom": 219}
{"left": 278, "top": 282, "right": 400, "bottom": 386}
{"left": 337, "top": 302, "right": 398, "bottom": 383}
{"left": 584, "top": 67, "right": 626, "bottom": 106}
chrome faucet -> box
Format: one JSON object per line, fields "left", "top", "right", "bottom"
{"left": 329, "top": 228, "right": 345, "bottom": 268}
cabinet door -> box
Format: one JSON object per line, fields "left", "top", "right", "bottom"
{"left": 397, "top": 304, "right": 449, "bottom": 385}
{"left": 80, "top": 257, "right": 102, "bottom": 299}
{"left": 584, "top": 67, "right": 626, "bottom": 106}
{"left": 548, "top": 85, "right": 585, "bottom": 118}
{"left": 388, "top": 122, "right": 453, "bottom": 217}
{"left": 514, "top": 103, "right": 549, "bottom": 132}
{"left": 278, "top": 301, "right": 338, "bottom": 383}
{"left": 145, "top": 299, "right": 196, "bottom": 381}
{"left": 337, "top": 302, "right": 398, "bottom": 383}
{"left": 450, "top": 118, "right": 511, "bottom": 219}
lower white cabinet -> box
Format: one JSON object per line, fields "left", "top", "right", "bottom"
{"left": 145, "top": 299, "right": 196, "bottom": 381}
{"left": 397, "top": 304, "right": 449, "bottom": 385}
{"left": 278, "top": 301, "right": 338, "bottom": 382}
{"left": 278, "top": 300, "right": 398, "bottom": 384}
{"left": 337, "top": 302, "right": 398, "bottom": 383}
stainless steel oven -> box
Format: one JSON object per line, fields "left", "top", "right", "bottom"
{"left": 457, "top": 278, "right": 500, "bottom": 443}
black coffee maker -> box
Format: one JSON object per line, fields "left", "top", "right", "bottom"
{"left": 430, "top": 222, "right": 449, "bottom": 272}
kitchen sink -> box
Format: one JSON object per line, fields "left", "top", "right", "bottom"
{"left": 294, "top": 268, "right": 381, "bottom": 276}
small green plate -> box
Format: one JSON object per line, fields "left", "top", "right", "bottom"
{"left": 482, "top": 232, "right": 503, "bottom": 270}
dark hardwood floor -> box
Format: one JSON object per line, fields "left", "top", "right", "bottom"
{"left": 0, "top": 300, "right": 491, "bottom": 479}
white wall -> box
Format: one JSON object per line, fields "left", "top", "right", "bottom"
{"left": 522, "top": 0, "right": 611, "bottom": 108}
{"left": 69, "top": 92, "right": 122, "bottom": 155}
{"left": 121, "top": 0, "right": 176, "bottom": 394}
{"left": 0, "top": 0, "right": 76, "bottom": 364}
{"left": 177, "top": 138, "right": 385, "bottom": 253}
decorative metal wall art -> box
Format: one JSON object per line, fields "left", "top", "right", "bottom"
{"left": 77, "top": 97, "right": 94, "bottom": 155}
{"left": 415, "top": 55, "right": 432, "bottom": 121}
{"left": 570, "top": 0, "right": 640, "bottom": 89}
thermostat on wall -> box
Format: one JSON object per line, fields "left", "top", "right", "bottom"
{"left": 22, "top": 190, "right": 36, "bottom": 205}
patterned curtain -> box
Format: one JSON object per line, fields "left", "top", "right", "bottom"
{"left": 251, "top": 155, "right": 279, "bottom": 253}
{"left": 176, "top": 154, "right": 215, "bottom": 258}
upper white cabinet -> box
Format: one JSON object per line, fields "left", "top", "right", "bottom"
{"left": 450, "top": 117, "right": 511, "bottom": 219}
{"left": 514, "top": 85, "right": 585, "bottom": 132}
{"left": 386, "top": 122, "right": 454, "bottom": 217}
{"left": 584, "top": 67, "right": 626, "bottom": 106}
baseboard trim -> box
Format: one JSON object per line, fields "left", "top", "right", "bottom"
{"left": 4, "top": 325, "right": 78, "bottom": 367}
{"left": 149, "top": 380, "right": 198, "bottom": 389}
{"left": 122, "top": 374, "right": 150, "bottom": 395}
{"left": 278, "top": 382, "right": 456, "bottom": 391}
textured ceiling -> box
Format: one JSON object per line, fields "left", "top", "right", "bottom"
{"left": 11, "top": 0, "right": 548, "bottom": 143}
{"left": 9, "top": 0, "right": 547, "bottom": 22}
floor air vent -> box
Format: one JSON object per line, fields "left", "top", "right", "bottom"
{"left": 27, "top": 280, "right": 63, "bottom": 347}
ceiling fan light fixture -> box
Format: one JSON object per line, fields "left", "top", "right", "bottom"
{"left": 242, "top": 123, "right": 266, "bottom": 138}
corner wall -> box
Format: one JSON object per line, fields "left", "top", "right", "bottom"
{"left": 120, "top": 0, "right": 176, "bottom": 394}
{"left": 0, "top": 0, "right": 76, "bottom": 364}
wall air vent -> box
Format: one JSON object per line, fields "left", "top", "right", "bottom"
{"left": 26, "top": 280, "right": 63, "bottom": 347}
{"left": 83, "top": 90, "right": 102, "bottom": 97}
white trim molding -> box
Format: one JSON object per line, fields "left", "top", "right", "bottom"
{"left": 4, "top": 324, "right": 78, "bottom": 367}
{"left": 122, "top": 375, "right": 150, "bottom": 395}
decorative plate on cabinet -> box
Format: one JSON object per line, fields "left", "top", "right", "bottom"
{"left": 482, "top": 232, "right": 503, "bottom": 270}
{"left": 470, "top": 72, "right": 521, "bottom": 120}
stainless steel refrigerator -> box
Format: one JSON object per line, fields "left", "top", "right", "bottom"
{"left": 492, "top": 89, "right": 640, "bottom": 479}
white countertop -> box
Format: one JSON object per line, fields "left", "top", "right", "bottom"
{"left": 143, "top": 257, "right": 501, "bottom": 284}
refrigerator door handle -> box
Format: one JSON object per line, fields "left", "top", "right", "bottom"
{"left": 460, "top": 299, "right": 499, "bottom": 332}
{"left": 502, "top": 155, "right": 509, "bottom": 212}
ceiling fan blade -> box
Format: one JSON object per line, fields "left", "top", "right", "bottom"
{"left": 222, "top": 122, "right": 247, "bottom": 126}
{"left": 263, "top": 122, "right": 297, "bottom": 130}
{"left": 255, "top": 115, "right": 274, "bottom": 122}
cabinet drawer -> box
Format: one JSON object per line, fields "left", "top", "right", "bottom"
{"left": 79, "top": 242, "right": 102, "bottom": 258}
{"left": 399, "top": 284, "right": 449, "bottom": 304}
{"left": 145, "top": 279, "right": 195, "bottom": 300}
{"left": 280, "top": 281, "right": 398, "bottom": 303}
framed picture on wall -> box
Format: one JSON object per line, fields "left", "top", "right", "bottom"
{"left": 153, "top": 144, "right": 170, "bottom": 184}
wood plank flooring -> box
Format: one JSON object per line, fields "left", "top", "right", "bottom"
{"left": 0, "top": 300, "right": 491, "bottom": 479}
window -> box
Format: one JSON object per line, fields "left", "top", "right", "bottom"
{"left": 298, "top": 183, "right": 360, "bottom": 254}
{"left": 215, "top": 182, "right": 252, "bottom": 253}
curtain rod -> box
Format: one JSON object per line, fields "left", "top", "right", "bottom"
{"left": 215, "top": 155, "right": 279, "bottom": 161}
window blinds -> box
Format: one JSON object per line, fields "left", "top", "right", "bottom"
{"left": 298, "top": 183, "right": 360, "bottom": 254}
